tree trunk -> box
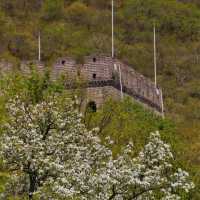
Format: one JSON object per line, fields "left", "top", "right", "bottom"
{"left": 29, "top": 171, "right": 37, "bottom": 200}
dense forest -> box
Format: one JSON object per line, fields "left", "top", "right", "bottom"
{"left": 0, "top": 0, "right": 200, "bottom": 199}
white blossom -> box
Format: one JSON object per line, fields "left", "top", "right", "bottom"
{"left": 0, "top": 96, "right": 194, "bottom": 200}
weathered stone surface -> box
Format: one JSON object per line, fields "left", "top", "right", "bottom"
{"left": 52, "top": 55, "right": 163, "bottom": 113}
{"left": 0, "top": 55, "right": 163, "bottom": 113}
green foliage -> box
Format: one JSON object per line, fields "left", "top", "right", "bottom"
{"left": 0, "top": 11, "right": 14, "bottom": 53}
{"left": 121, "top": 0, "right": 200, "bottom": 40}
{"left": 0, "top": 0, "right": 200, "bottom": 198}
{"left": 42, "top": 0, "right": 64, "bottom": 21}
{"left": 8, "top": 33, "right": 36, "bottom": 59}
{"left": 66, "top": 2, "right": 93, "bottom": 26}
{"left": 0, "top": 68, "right": 87, "bottom": 123}
{"left": 85, "top": 98, "right": 180, "bottom": 155}
{"left": 41, "top": 22, "right": 68, "bottom": 59}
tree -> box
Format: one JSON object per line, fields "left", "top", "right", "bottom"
{"left": 0, "top": 0, "right": 43, "bottom": 17}
{"left": 8, "top": 32, "right": 36, "bottom": 60}
{"left": 0, "top": 11, "right": 14, "bottom": 54}
{"left": 42, "top": 0, "right": 64, "bottom": 21}
{"left": 0, "top": 96, "right": 194, "bottom": 199}
{"left": 40, "top": 22, "right": 67, "bottom": 60}
{"left": 65, "top": 2, "right": 94, "bottom": 27}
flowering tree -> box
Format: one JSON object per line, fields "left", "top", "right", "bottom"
{"left": 0, "top": 96, "right": 194, "bottom": 199}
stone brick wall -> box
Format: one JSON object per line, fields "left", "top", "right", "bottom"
{"left": 52, "top": 58, "right": 77, "bottom": 80}
{"left": 0, "top": 55, "right": 163, "bottom": 113}
{"left": 114, "top": 59, "right": 162, "bottom": 110}
{"left": 84, "top": 85, "right": 161, "bottom": 115}
{"left": 85, "top": 86, "right": 121, "bottom": 109}
{"left": 54, "top": 55, "right": 113, "bottom": 81}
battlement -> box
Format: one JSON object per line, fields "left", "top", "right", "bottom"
{"left": 0, "top": 55, "right": 163, "bottom": 114}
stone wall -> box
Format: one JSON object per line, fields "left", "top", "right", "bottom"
{"left": 84, "top": 85, "right": 161, "bottom": 115}
{"left": 0, "top": 55, "right": 163, "bottom": 113}
{"left": 54, "top": 55, "right": 113, "bottom": 81}
{"left": 114, "top": 59, "right": 162, "bottom": 110}
{"left": 85, "top": 86, "right": 121, "bottom": 109}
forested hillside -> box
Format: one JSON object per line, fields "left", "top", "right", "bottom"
{"left": 0, "top": 72, "right": 196, "bottom": 199}
{"left": 0, "top": 0, "right": 200, "bottom": 198}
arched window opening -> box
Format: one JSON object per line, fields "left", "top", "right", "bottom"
{"left": 61, "top": 60, "right": 66, "bottom": 65}
{"left": 87, "top": 101, "right": 97, "bottom": 112}
{"left": 93, "top": 57, "right": 96, "bottom": 62}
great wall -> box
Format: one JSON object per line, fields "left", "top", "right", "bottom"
{"left": 0, "top": 55, "right": 164, "bottom": 114}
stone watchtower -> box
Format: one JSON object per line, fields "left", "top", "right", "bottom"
{"left": 49, "top": 55, "right": 164, "bottom": 114}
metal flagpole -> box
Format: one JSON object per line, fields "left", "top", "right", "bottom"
{"left": 153, "top": 22, "right": 157, "bottom": 88}
{"left": 111, "top": 1, "right": 122, "bottom": 100}
{"left": 112, "top": 0, "right": 114, "bottom": 58}
{"left": 119, "top": 64, "right": 123, "bottom": 100}
{"left": 38, "top": 31, "right": 41, "bottom": 61}
{"left": 153, "top": 23, "right": 165, "bottom": 118}
{"left": 160, "top": 89, "right": 165, "bottom": 119}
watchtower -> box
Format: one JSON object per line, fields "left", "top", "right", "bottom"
{"left": 51, "top": 55, "right": 163, "bottom": 114}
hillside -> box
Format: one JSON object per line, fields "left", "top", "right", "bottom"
{"left": 0, "top": 0, "right": 200, "bottom": 199}
{"left": 0, "top": 72, "right": 187, "bottom": 197}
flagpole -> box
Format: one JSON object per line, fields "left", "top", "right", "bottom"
{"left": 119, "top": 64, "right": 123, "bottom": 100}
{"left": 112, "top": 0, "right": 114, "bottom": 58}
{"left": 153, "top": 23, "right": 157, "bottom": 88}
{"left": 160, "top": 89, "right": 165, "bottom": 119}
{"left": 38, "top": 31, "right": 41, "bottom": 62}
{"left": 153, "top": 23, "right": 165, "bottom": 118}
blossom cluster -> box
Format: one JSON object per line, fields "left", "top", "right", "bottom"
{"left": 0, "top": 96, "right": 194, "bottom": 199}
